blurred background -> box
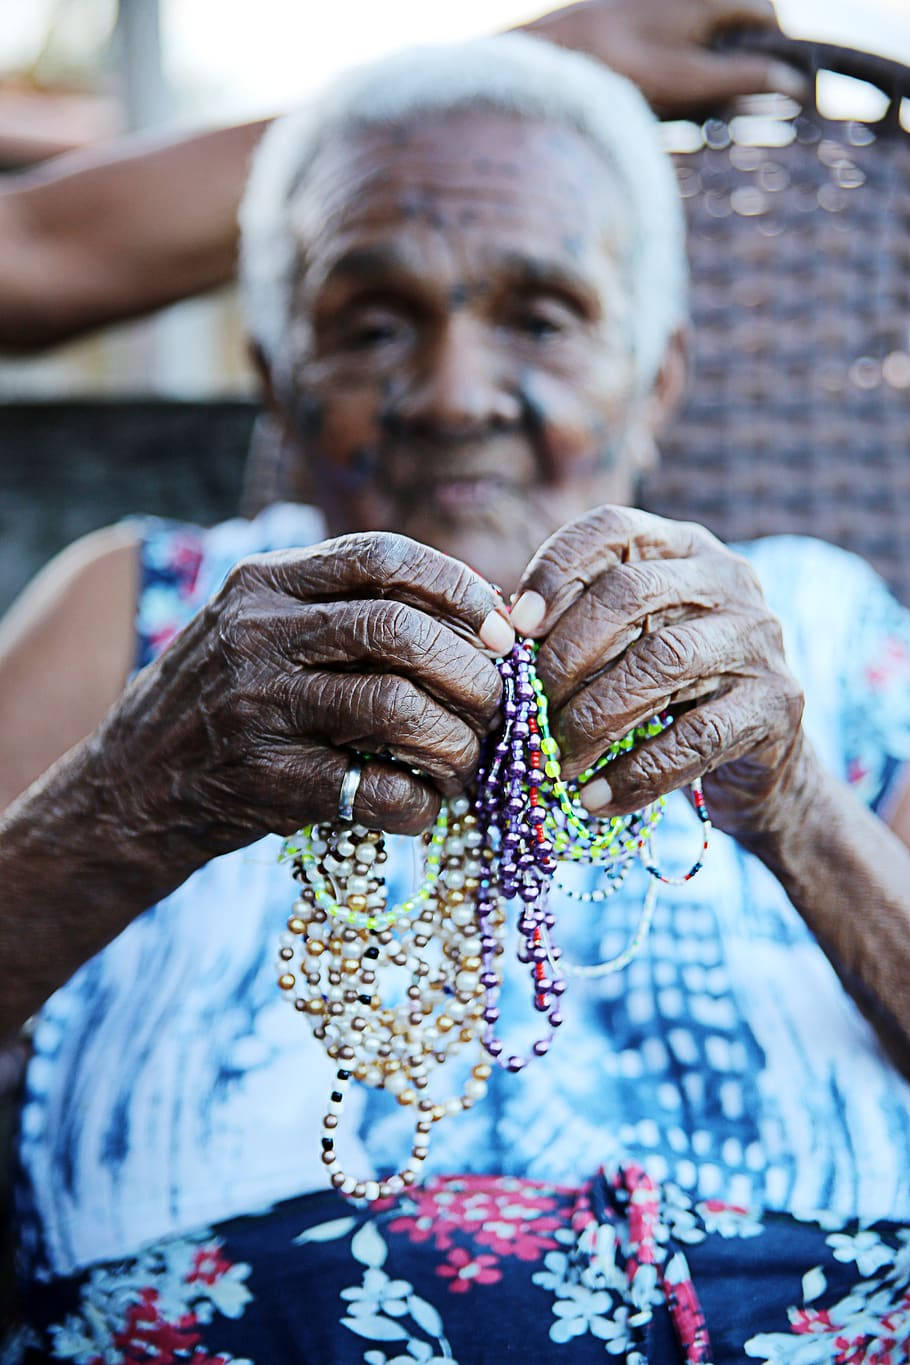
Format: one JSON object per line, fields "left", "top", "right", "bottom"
{"left": 1, "top": 0, "right": 908, "bottom": 401}
{"left": 1, "top": 0, "right": 908, "bottom": 617}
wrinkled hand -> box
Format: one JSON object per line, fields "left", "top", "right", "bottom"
{"left": 511, "top": 506, "right": 806, "bottom": 840}
{"left": 98, "top": 533, "right": 513, "bottom": 853}
{"left": 521, "top": 0, "right": 807, "bottom": 116}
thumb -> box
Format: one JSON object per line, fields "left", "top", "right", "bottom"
{"left": 510, "top": 506, "right": 635, "bottom": 637}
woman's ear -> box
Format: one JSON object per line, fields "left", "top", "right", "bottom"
{"left": 624, "top": 327, "right": 688, "bottom": 484}
{"left": 648, "top": 326, "right": 689, "bottom": 435}
{"left": 248, "top": 340, "right": 281, "bottom": 415}
{"left": 245, "top": 341, "right": 312, "bottom": 505}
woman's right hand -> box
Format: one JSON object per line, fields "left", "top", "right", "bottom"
{"left": 94, "top": 532, "right": 514, "bottom": 856}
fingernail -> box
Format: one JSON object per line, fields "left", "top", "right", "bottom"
{"left": 510, "top": 591, "right": 546, "bottom": 635}
{"left": 580, "top": 777, "right": 612, "bottom": 812}
{"left": 479, "top": 609, "right": 516, "bottom": 655}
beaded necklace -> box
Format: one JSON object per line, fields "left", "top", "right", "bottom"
{"left": 277, "top": 639, "right": 711, "bottom": 1201}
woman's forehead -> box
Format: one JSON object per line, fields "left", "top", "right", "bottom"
{"left": 291, "top": 109, "right": 630, "bottom": 289}
{"left": 311, "top": 106, "right": 614, "bottom": 181}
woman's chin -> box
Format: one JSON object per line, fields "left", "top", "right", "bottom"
{"left": 402, "top": 515, "right": 544, "bottom": 598}
{"left": 334, "top": 486, "right": 562, "bottom": 596}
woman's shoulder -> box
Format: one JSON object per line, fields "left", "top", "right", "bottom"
{"left": 0, "top": 522, "right": 140, "bottom": 806}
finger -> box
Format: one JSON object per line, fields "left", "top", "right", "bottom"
{"left": 669, "top": 49, "right": 809, "bottom": 104}
{"left": 706, "top": 0, "right": 780, "bottom": 31}
{"left": 579, "top": 678, "right": 795, "bottom": 816}
{"left": 239, "top": 533, "right": 514, "bottom": 653}
{"left": 263, "top": 746, "right": 440, "bottom": 836}
{"left": 511, "top": 506, "right": 720, "bottom": 637}
{"left": 535, "top": 552, "right": 760, "bottom": 709}
{"left": 278, "top": 598, "right": 502, "bottom": 730}
{"left": 553, "top": 612, "right": 781, "bottom": 777}
{"left": 284, "top": 670, "right": 482, "bottom": 794}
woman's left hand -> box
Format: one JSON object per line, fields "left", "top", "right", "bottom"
{"left": 510, "top": 505, "right": 807, "bottom": 841}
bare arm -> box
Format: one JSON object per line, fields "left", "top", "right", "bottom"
{"left": 742, "top": 747, "right": 910, "bottom": 1073}
{"left": 0, "top": 527, "right": 143, "bottom": 1038}
{"left": 0, "top": 120, "right": 269, "bottom": 352}
{"left": 0, "top": 727, "right": 198, "bottom": 1037}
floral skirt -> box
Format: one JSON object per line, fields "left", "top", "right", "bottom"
{"left": 7, "top": 1166, "right": 910, "bottom": 1365}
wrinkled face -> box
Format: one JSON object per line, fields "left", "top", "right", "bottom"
{"left": 271, "top": 108, "right": 661, "bottom": 593}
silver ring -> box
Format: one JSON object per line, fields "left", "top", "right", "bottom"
{"left": 337, "top": 758, "right": 363, "bottom": 823}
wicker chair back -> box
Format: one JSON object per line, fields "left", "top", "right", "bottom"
{"left": 640, "top": 35, "right": 910, "bottom": 602}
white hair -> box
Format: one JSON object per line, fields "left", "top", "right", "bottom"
{"left": 239, "top": 32, "right": 687, "bottom": 389}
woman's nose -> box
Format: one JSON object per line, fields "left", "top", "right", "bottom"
{"left": 395, "top": 316, "right": 522, "bottom": 436}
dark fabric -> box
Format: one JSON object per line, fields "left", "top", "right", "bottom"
{"left": 8, "top": 1168, "right": 909, "bottom": 1364}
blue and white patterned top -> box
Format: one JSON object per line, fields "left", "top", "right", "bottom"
{"left": 16, "top": 506, "right": 910, "bottom": 1279}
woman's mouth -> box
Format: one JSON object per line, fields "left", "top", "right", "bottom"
{"left": 431, "top": 476, "right": 506, "bottom": 508}
{"left": 411, "top": 475, "right": 521, "bottom": 515}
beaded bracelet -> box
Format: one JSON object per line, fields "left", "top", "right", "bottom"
{"left": 277, "top": 638, "right": 712, "bottom": 1199}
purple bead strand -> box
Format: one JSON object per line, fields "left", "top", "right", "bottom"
{"left": 474, "top": 644, "right": 562, "bottom": 1072}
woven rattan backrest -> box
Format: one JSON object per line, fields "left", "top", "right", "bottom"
{"left": 639, "top": 37, "right": 910, "bottom": 602}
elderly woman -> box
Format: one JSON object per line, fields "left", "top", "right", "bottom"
{"left": 3, "top": 34, "right": 910, "bottom": 1365}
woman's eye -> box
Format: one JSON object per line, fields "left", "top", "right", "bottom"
{"left": 346, "top": 319, "right": 401, "bottom": 349}
{"left": 512, "top": 302, "right": 576, "bottom": 339}
{"left": 519, "top": 313, "right": 563, "bottom": 338}
{"left": 337, "top": 303, "right": 414, "bottom": 350}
